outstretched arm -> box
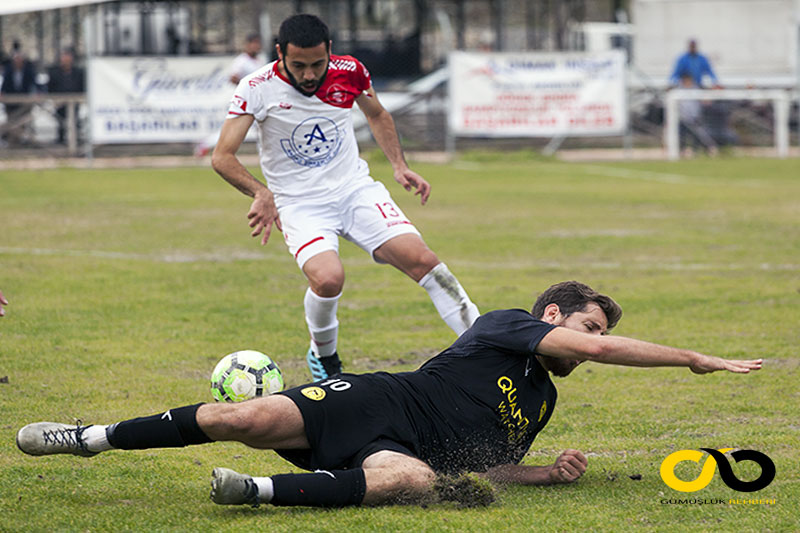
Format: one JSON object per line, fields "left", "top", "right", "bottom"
{"left": 356, "top": 88, "right": 430, "bottom": 205}
{"left": 481, "top": 450, "right": 587, "bottom": 485}
{"left": 211, "top": 115, "right": 281, "bottom": 245}
{"left": 537, "top": 327, "right": 762, "bottom": 374}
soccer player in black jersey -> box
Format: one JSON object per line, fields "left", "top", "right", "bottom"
{"left": 17, "top": 281, "right": 762, "bottom": 508}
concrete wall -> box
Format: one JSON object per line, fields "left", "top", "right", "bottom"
{"left": 632, "top": 0, "right": 799, "bottom": 86}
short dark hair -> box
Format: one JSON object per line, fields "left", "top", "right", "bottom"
{"left": 245, "top": 32, "right": 261, "bottom": 43}
{"left": 278, "top": 14, "right": 330, "bottom": 53}
{"left": 531, "top": 281, "right": 622, "bottom": 331}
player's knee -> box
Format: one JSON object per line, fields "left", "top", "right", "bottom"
{"left": 405, "top": 463, "right": 436, "bottom": 492}
{"left": 365, "top": 462, "right": 435, "bottom": 505}
{"left": 409, "top": 250, "right": 440, "bottom": 281}
{"left": 307, "top": 266, "right": 344, "bottom": 297}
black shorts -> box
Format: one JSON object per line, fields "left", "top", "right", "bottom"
{"left": 275, "top": 373, "right": 419, "bottom": 471}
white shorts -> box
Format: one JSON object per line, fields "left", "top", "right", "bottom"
{"left": 279, "top": 181, "right": 421, "bottom": 268}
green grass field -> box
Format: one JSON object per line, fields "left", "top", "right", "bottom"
{"left": 1, "top": 153, "right": 798, "bottom": 532}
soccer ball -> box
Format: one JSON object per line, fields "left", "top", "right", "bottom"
{"left": 210, "top": 350, "right": 284, "bottom": 402}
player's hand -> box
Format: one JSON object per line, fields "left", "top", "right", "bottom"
{"left": 394, "top": 168, "right": 431, "bottom": 205}
{"left": 247, "top": 190, "right": 281, "bottom": 246}
{"left": 548, "top": 449, "right": 587, "bottom": 484}
{"left": 0, "top": 289, "right": 8, "bottom": 317}
{"left": 689, "top": 353, "right": 762, "bottom": 374}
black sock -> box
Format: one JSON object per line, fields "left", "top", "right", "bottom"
{"left": 106, "top": 403, "right": 212, "bottom": 450}
{"left": 270, "top": 468, "right": 366, "bottom": 507}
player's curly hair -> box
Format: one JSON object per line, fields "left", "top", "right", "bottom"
{"left": 531, "top": 281, "right": 622, "bottom": 331}
{"left": 278, "top": 14, "right": 330, "bottom": 53}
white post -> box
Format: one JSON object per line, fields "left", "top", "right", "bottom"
{"left": 797, "top": 21, "right": 800, "bottom": 149}
{"left": 773, "top": 92, "right": 789, "bottom": 159}
{"left": 664, "top": 90, "right": 679, "bottom": 160}
{"left": 445, "top": 53, "right": 455, "bottom": 156}
{"left": 66, "top": 97, "right": 77, "bottom": 155}
{"left": 83, "top": 12, "right": 95, "bottom": 166}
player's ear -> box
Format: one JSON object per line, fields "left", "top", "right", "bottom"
{"left": 542, "top": 304, "right": 562, "bottom": 324}
{"left": 275, "top": 43, "right": 283, "bottom": 61}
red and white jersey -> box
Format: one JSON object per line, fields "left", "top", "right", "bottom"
{"left": 227, "top": 55, "right": 374, "bottom": 208}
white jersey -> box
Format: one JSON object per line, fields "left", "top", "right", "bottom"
{"left": 229, "top": 52, "right": 264, "bottom": 83}
{"left": 227, "top": 55, "right": 374, "bottom": 208}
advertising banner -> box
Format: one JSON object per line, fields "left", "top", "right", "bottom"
{"left": 88, "top": 56, "right": 237, "bottom": 143}
{"left": 448, "top": 50, "right": 627, "bottom": 137}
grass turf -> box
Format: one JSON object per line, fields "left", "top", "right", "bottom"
{"left": 1, "top": 153, "right": 798, "bottom": 531}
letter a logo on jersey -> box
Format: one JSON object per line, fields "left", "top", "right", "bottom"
{"left": 281, "top": 116, "right": 342, "bottom": 168}
{"left": 304, "top": 124, "right": 327, "bottom": 145}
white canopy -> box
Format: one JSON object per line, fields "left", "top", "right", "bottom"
{"left": 0, "top": 0, "right": 108, "bottom": 16}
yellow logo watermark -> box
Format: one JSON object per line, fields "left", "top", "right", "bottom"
{"left": 660, "top": 448, "right": 775, "bottom": 493}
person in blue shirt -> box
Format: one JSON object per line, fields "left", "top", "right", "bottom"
{"left": 669, "top": 39, "right": 721, "bottom": 88}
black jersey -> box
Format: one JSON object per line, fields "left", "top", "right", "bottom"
{"left": 279, "top": 309, "right": 558, "bottom": 474}
{"left": 388, "top": 309, "right": 558, "bottom": 473}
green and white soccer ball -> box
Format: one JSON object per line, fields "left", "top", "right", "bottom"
{"left": 210, "top": 350, "right": 284, "bottom": 402}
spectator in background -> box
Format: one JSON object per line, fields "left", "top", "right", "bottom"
{"left": 677, "top": 74, "right": 718, "bottom": 157}
{"left": 229, "top": 32, "right": 264, "bottom": 85}
{"left": 194, "top": 32, "right": 265, "bottom": 157}
{"left": 47, "top": 47, "right": 85, "bottom": 145}
{"left": 669, "top": 39, "right": 721, "bottom": 89}
{"left": 1, "top": 48, "right": 38, "bottom": 145}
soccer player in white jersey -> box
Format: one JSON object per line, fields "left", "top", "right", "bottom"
{"left": 229, "top": 32, "right": 264, "bottom": 86}
{"left": 211, "top": 14, "right": 479, "bottom": 380}
{"left": 195, "top": 33, "right": 266, "bottom": 157}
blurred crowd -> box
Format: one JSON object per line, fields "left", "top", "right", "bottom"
{"left": 0, "top": 40, "right": 85, "bottom": 147}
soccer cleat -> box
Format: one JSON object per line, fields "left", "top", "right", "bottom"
{"left": 210, "top": 467, "right": 259, "bottom": 507}
{"left": 306, "top": 349, "right": 343, "bottom": 381}
{"left": 16, "top": 421, "right": 98, "bottom": 457}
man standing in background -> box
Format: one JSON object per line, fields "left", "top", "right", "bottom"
{"left": 669, "top": 39, "right": 721, "bottom": 89}
{"left": 229, "top": 33, "right": 265, "bottom": 85}
{"left": 47, "top": 47, "right": 85, "bottom": 145}
{"left": 195, "top": 33, "right": 266, "bottom": 157}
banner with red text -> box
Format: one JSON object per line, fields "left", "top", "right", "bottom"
{"left": 448, "top": 50, "right": 626, "bottom": 137}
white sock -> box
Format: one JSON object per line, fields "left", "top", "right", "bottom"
{"left": 253, "top": 476, "right": 274, "bottom": 503}
{"left": 418, "top": 263, "right": 480, "bottom": 336}
{"left": 304, "top": 287, "right": 341, "bottom": 357}
{"left": 83, "top": 424, "right": 114, "bottom": 453}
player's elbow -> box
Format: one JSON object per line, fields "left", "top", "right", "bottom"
{"left": 580, "top": 338, "right": 608, "bottom": 361}
{"left": 210, "top": 150, "right": 232, "bottom": 175}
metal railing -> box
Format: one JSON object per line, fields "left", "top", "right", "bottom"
{"left": 0, "top": 93, "right": 86, "bottom": 155}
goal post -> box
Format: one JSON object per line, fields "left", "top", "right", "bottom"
{"left": 664, "top": 89, "right": 791, "bottom": 160}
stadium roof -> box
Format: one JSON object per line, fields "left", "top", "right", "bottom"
{"left": 0, "top": 0, "right": 109, "bottom": 16}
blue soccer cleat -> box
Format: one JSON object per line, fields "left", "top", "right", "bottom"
{"left": 306, "top": 348, "right": 342, "bottom": 381}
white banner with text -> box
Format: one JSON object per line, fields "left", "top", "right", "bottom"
{"left": 448, "top": 50, "right": 627, "bottom": 137}
{"left": 88, "top": 56, "right": 237, "bottom": 143}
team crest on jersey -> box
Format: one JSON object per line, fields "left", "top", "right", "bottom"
{"left": 281, "top": 116, "right": 342, "bottom": 168}
{"left": 301, "top": 386, "right": 326, "bottom": 401}
{"left": 325, "top": 84, "right": 349, "bottom": 105}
